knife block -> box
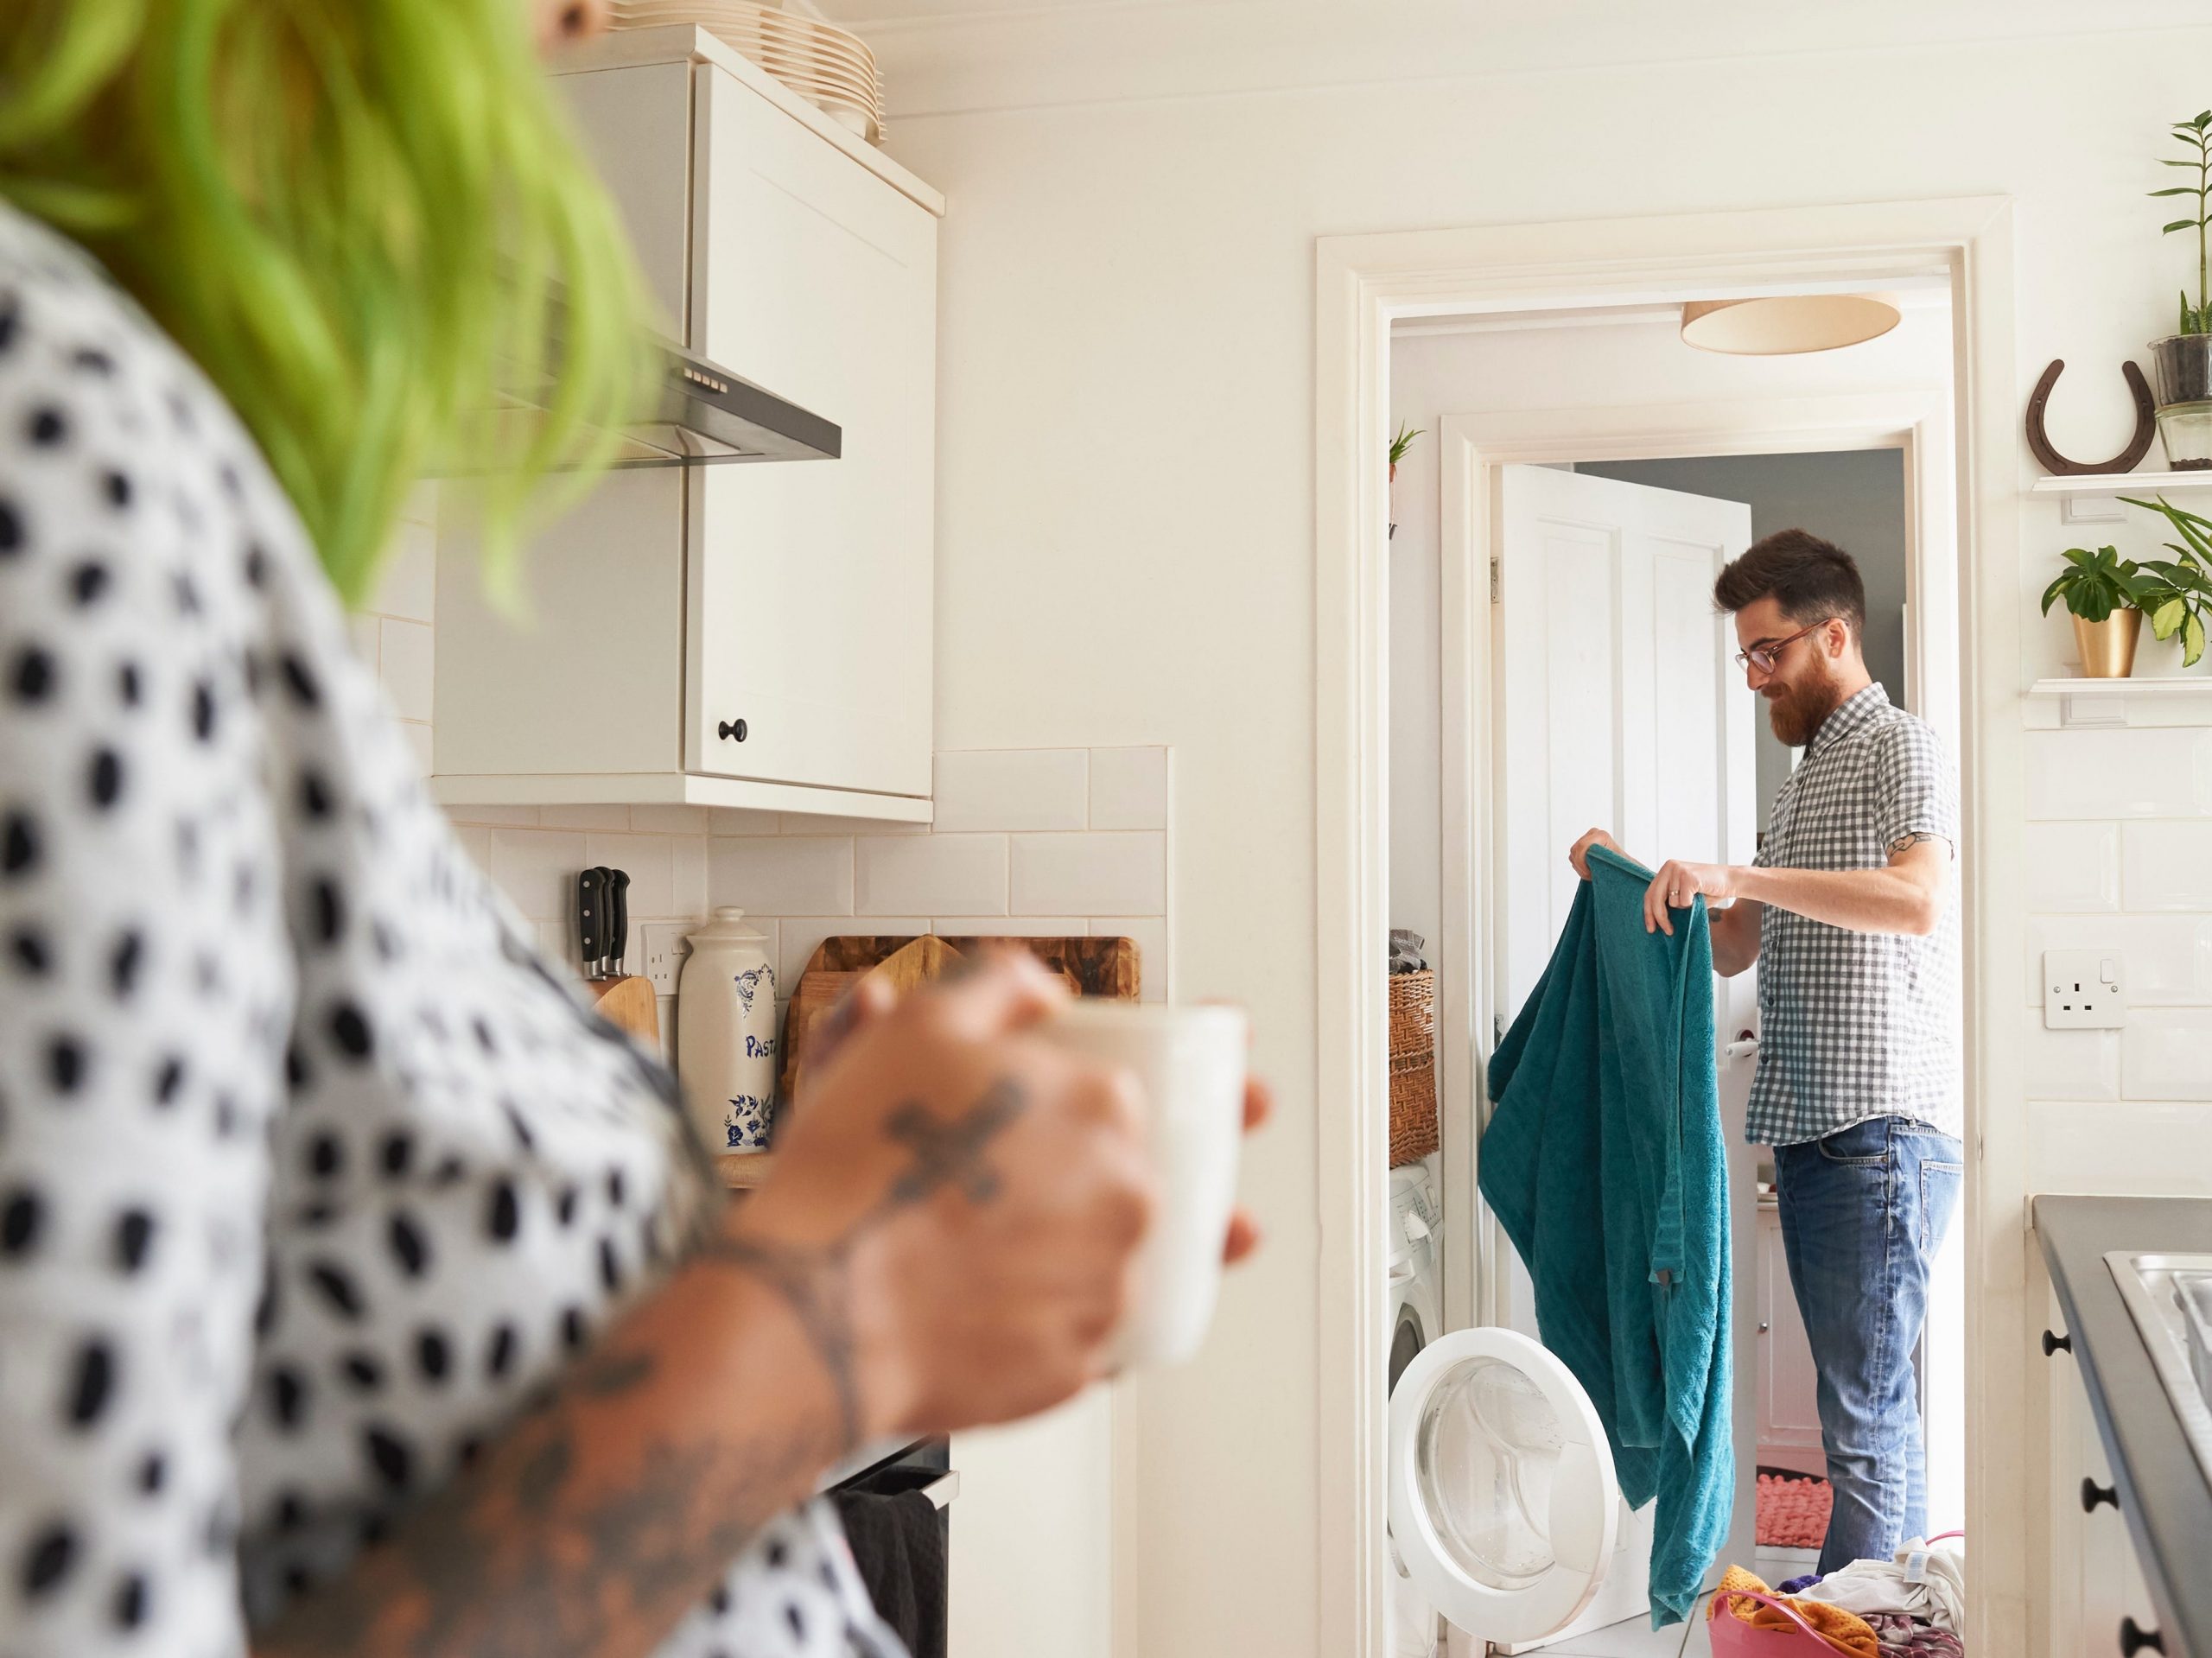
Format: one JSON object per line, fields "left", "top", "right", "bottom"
{"left": 586, "top": 975, "right": 661, "bottom": 1046}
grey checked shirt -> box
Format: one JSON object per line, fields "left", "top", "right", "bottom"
{"left": 1747, "top": 683, "right": 1962, "bottom": 1146}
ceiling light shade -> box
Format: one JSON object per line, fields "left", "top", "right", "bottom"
{"left": 1680, "top": 295, "right": 1902, "bottom": 355}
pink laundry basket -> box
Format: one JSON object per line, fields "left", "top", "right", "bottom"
{"left": 1707, "top": 1532, "right": 1965, "bottom": 1658}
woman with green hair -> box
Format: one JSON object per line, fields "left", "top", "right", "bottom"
{"left": 0, "top": 5, "right": 1265, "bottom": 1655}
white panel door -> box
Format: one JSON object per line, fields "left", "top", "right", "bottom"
{"left": 1485, "top": 464, "right": 1758, "bottom": 1651}
{"left": 1755, "top": 1203, "right": 1826, "bottom": 1474}
{"left": 685, "top": 64, "right": 936, "bottom": 798}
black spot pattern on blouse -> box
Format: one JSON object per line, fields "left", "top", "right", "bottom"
{"left": 0, "top": 204, "right": 893, "bottom": 1658}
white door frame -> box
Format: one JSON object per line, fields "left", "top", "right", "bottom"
{"left": 1313, "top": 199, "right": 2026, "bottom": 1658}
{"left": 1433, "top": 387, "right": 1956, "bottom": 1336}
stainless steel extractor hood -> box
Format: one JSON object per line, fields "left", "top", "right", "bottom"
{"left": 471, "top": 337, "right": 841, "bottom": 471}
{"left": 613, "top": 344, "right": 842, "bottom": 466}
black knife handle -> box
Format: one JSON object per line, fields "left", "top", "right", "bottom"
{"left": 578, "top": 867, "right": 606, "bottom": 977}
{"left": 606, "top": 869, "right": 631, "bottom": 976}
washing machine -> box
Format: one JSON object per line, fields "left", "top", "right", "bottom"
{"left": 1383, "top": 1161, "right": 1632, "bottom": 1655}
{"left": 1384, "top": 1164, "right": 1443, "bottom": 1658}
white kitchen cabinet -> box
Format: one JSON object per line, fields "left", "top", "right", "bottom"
{"left": 431, "top": 27, "right": 943, "bottom": 821}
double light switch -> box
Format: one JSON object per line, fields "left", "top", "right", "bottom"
{"left": 2042, "top": 949, "right": 2128, "bottom": 1030}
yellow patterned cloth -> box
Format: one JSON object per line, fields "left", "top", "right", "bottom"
{"left": 1710, "top": 1566, "right": 1883, "bottom": 1657}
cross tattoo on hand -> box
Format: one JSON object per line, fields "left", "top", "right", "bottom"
{"left": 881, "top": 1080, "right": 1026, "bottom": 1210}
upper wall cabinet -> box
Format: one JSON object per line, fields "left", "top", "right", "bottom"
{"left": 432, "top": 27, "right": 943, "bottom": 823}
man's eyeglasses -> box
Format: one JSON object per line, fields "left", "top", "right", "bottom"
{"left": 1733, "top": 619, "right": 1832, "bottom": 675}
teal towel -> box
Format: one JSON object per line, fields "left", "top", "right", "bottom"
{"left": 1477, "top": 845, "right": 1732, "bottom": 1629}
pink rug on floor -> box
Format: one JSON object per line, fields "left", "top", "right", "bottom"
{"left": 1755, "top": 1471, "right": 1832, "bottom": 1550}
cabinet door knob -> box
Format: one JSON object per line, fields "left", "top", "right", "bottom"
{"left": 2043, "top": 1328, "right": 2073, "bottom": 1356}
{"left": 717, "top": 718, "right": 748, "bottom": 743}
{"left": 2120, "top": 1617, "right": 2164, "bottom": 1655}
{"left": 1757, "top": 1321, "right": 1770, "bottom": 1334}
{"left": 2081, "top": 1477, "right": 2119, "bottom": 1513}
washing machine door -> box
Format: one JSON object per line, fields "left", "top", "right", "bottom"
{"left": 1386, "top": 1326, "right": 1621, "bottom": 1646}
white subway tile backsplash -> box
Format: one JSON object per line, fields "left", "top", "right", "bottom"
{"left": 779, "top": 917, "right": 929, "bottom": 986}
{"left": 585, "top": 833, "right": 675, "bottom": 918}
{"left": 2023, "top": 915, "right": 2212, "bottom": 1005}
{"left": 1090, "top": 747, "right": 1169, "bottom": 831}
{"left": 2124, "top": 1009, "right": 2212, "bottom": 1100}
{"left": 2021, "top": 1025, "right": 2122, "bottom": 1102}
{"left": 931, "top": 750, "right": 1090, "bottom": 833}
{"left": 2027, "top": 1099, "right": 2212, "bottom": 1197}
{"left": 539, "top": 804, "right": 632, "bottom": 833}
{"left": 710, "top": 835, "right": 855, "bottom": 916}
{"left": 370, "top": 518, "right": 437, "bottom": 625}
{"left": 856, "top": 834, "right": 1009, "bottom": 916}
{"left": 2024, "top": 823, "right": 2120, "bottom": 912}
{"left": 630, "top": 804, "right": 710, "bottom": 835}
{"left": 490, "top": 829, "right": 587, "bottom": 922}
{"left": 711, "top": 809, "right": 785, "bottom": 835}
{"left": 378, "top": 619, "right": 435, "bottom": 724}
{"left": 538, "top": 919, "right": 577, "bottom": 973}
{"left": 2027, "top": 727, "right": 2212, "bottom": 819}
{"left": 1011, "top": 832, "right": 1166, "bottom": 916}
{"left": 454, "top": 825, "right": 496, "bottom": 876}
{"left": 671, "top": 837, "right": 708, "bottom": 920}
{"left": 1103, "top": 916, "right": 1167, "bottom": 1002}
{"left": 445, "top": 804, "right": 538, "bottom": 829}
{"left": 2122, "top": 821, "right": 2212, "bottom": 911}
{"left": 932, "top": 917, "right": 1090, "bottom": 937}
{"left": 784, "top": 811, "right": 928, "bottom": 835}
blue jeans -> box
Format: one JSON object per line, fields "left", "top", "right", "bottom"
{"left": 1773, "top": 1115, "right": 1963, "bottom": 1573}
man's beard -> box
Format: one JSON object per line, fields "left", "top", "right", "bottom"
{"left": 1766, "top": 675, "right": 1843, "bottom": 747}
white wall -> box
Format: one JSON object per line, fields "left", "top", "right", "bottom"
{"left": 830, "top": 10, "right": 2212, "bottom": 1655}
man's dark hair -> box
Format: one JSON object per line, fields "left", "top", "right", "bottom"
{"left": 1713, "top": 529, "right": 1866, "bottom": 637}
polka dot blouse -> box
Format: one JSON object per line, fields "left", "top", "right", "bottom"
{"left": 0, "top": 205, "right": 902, "bottom": 1656}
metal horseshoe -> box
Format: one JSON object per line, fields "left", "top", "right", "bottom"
{"left": 2025, "top": 358, "right": 2156, "bottom": 477}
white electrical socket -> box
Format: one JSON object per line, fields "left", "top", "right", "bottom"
{"left": 2043, "top": 949, "right": 2127, "bottom": 1029}
{"left": 640, "top": 924, "right": 695, "bottom": 996}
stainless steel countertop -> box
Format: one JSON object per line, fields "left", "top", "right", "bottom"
{"left": 2035, "top": 1195, "right": 2212, "bottom": 1658}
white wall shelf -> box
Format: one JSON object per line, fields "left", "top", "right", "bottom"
{"left": 2030, "top": 471, "right": 2212, "bottom": 498}
{"left": 2025, "top": 676, "right": 2212, "bottom": 729}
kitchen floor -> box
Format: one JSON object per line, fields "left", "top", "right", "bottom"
{"left": 1545, "top": 1551, "right": 1817, "bottom": 1657}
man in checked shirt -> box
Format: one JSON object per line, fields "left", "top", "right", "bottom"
{"left": 1572, "top": 528, "right": 1962, "bottom": 1574}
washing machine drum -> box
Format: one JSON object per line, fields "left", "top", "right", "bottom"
{"left": 1388, "top": 1299, "right": 1428, "bottom": 1396}
{"left": 1387, "top": 1327, "right": 1623, "bottom": 1646}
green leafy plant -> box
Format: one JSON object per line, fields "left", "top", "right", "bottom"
{"left": 2152, "top": 111, "right": 2212, "bottom": 335}
{"left": 2041, "top": 544, "right": 2156, "bottom": 624}
{"left": 1389, "top": 422, "right": 1425, "bottom": 467}
{"left": 2119, "top": 493, "right": 2212, "bottom": 665}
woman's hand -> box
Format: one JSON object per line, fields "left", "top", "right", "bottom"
{"left": 1569, "top": 827, "right": 1622, "bottom": 880}
{"left": 722, "top": 954, "right": 1166, "bottom": 1445}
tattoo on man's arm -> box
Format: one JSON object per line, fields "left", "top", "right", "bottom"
{"left": 1889, "top": 831, "right": 1950, "bottom": 854}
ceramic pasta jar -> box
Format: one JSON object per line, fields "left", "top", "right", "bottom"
{"left": 677, "top": 907, "right": 779, "bottom": 1154}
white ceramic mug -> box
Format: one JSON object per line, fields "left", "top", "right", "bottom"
{"left": 1039, "top": 1001, "right": 1249, "bottom": 1369}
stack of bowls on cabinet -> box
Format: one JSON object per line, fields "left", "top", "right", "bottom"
{"left": 608, "top": 2, "right": 887, "bottom": 143}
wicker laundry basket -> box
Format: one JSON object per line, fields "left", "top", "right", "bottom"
{"left": 1388, "top": 970, "right": 1440, "bottom": 1167}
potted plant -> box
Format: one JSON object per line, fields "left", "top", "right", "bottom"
{"left": 2120, "top": 492, "right": 2212, "bottom": 665}
{"left": 2041, "top": 543, "right": 2158, "bottom": 677}
{"left": 1389, "top": 421, "right": 1422, "bottom": 539}
{"left": 2148, "top": 111, "right": 2212, "bottom": 467}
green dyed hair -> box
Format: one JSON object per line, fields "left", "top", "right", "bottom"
{"left": 0, "top": 0, "right": 651, "bottom": 605}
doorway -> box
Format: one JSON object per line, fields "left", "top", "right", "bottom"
{"left": 1313, "top": 200, "right": 2026, "bottom": 1658}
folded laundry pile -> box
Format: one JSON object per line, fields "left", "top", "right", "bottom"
{"left": 1798, "top": 1540, "right": 1964, "bottom": 1634}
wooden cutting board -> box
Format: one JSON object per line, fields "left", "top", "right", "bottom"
{"left": 779, "top": 934, "right": 1137, "bottom": 1102}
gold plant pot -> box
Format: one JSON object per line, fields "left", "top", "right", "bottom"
{"left": 2073, "top": 608, "right": 2143, "bottom": 678}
